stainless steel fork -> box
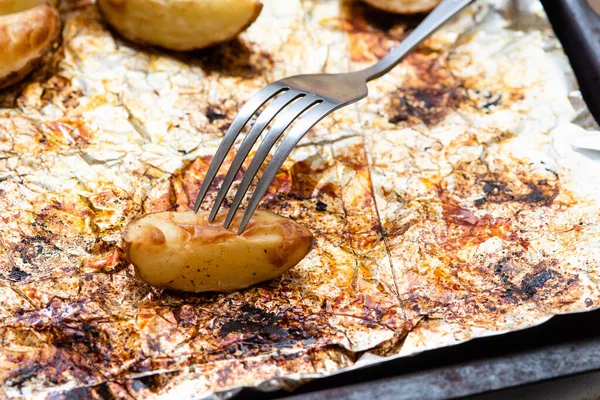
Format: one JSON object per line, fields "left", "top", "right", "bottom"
{"left": 193, "top": 0, "right": 475, "bottom": 233}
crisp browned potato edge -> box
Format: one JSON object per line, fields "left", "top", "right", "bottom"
{"left": 0, "top": 4, "right": 61, "bottom": 89}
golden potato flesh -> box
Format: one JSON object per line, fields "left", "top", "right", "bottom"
{"left": 97, "top": 0, "right": 263, "bottom": 51}
{"left": 0, "top": 0, "right": 58, "bottom": 16}
{"left": 123, "top": 210, "right": 313, "bottom": 293}
{"left": 0, "top": 4, "right": 61, "bottom": 89}
{"left": 362, "top": 0, "right": 440, "bottom": 14}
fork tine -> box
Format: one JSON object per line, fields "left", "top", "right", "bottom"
{"left": 237, "top": 102, "right": 336, "bottom": 233}
{"left": 207, "top": 90, "right": 303, "bottom": 221}
{"left": 193, "top": 83, "right": 287, "bottom": 213}
{"left": 222, "top": 95, "right": 321, "bottom": 228}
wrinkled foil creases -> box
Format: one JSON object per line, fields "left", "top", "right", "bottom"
{"left": 0, "top": 0, "right": 599, "bottom": 398}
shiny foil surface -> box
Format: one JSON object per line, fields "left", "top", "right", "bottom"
{"left": 1, "top": 0, "right": 599, "bottom": 398}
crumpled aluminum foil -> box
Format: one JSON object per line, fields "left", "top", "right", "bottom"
{"left": 0, "top": 0, "right": 599, "bottom": 398}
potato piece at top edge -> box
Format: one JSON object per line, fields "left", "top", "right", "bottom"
{"left": 0, "top": 4, "right": 61, "bottom": 89}
{"left": 97, "top": 0, "right": 263, "bottom": 51}
{"left": 361, "top": 0, "right": 441, "bottom": 14}
{"left": 123, "top": 210, "right": 313, "bottom": 293}
{"left": 0, "top": 0, "right": 58, "bottom": 16}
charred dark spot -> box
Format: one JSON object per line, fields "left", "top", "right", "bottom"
{"left": 6, "top": 342, "right": 97, "bottom": 392}
{"left": 520, "top": 182, "right": 556, "bottom": 205}
{"left": 12, "top": 233, "right": 61, "bottom": 266}
{"left": 481, "top": 93, "right": 503, "bottom": 110}
{"left": 31, "top": 234, "right": 52, "bottom": 245}
{"left": 93, "top": 383, "right": 116, "bottom": 400}
{"left": 5, "top": 364, "right": 41, "bottom": 388}
{"left": 491, "top": 258, "right": 560, "bottom": 302}
{"left": 7, "top": 266, "right": 30, "bottom": 282}
{"left": 566, "top": 275, "right": 579, "bottom": 286}
{"left": 219, "top": 305, "right": 286, "bottom": 339}
{"left": 520, "top": 269, "right": 554, "bottom": 299}
{"left": 388, "top": 87, "right": 466, "bottom": 126}
{"left": 473, "top": 198, "right": 487, "bottom": 206}
{"left": 205, "top": 106, "right": 226, "bottom": 123}
{"left": 192, "top": 39, "right": 273, "bottom": 78}
{"left": 137, "top": 371, "right": 179, "bottom": 394}
{"left": 477, "top": 179, "right": 559, "bottom": 207}
{"left": 215, "top": 304, "right": 328, "bottom": 354}
{"left": 46, "top": 387, "right": 94, "bottom": 400}
{"left": 316, "top": 200, "right": 328, "bottom": 212}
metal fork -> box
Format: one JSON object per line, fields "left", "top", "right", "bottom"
{"left": 193, "top": 0, "right": 475, "bottom": 233}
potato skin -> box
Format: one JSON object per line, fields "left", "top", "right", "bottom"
{"left": 361, "top": 0, "right": 440, "bottom": 14}
{"left": 97, "top": 0, "right": 263, "bottom": 51}
{"left": 0, "top": 0, "right": 58, "bottom": 16}
{"left": 123, "top": 210, "right": 313, "bottom": 293}
{"left": 0, "top": 4, "right": 61, "bottom": 89}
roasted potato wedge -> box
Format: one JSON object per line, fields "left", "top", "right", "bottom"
{"left": 362, "top": 0, "right": 440, "bottom": 14}
{"left": 0, "top": 0, "right": 58, "bottom": 15}
{"left": 97, "top": 0, "right": 263, "bottom": 51}
{"left": 123, "top": 210, "right": 313, "bottom": 293}
{"left": 0, "top": 4, "right": 61, "bottom": 89}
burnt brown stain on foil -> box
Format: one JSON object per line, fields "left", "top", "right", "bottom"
{"left": 385, "top": 53, "right": 523, "bottom": 127}
{"left": 7, "top": 266, "right": 30, "bottom": 282}
{"left": 339, "top": 2, "right": 524, "bottom": 127}
{"left": 202, "top": 100, "right": 238, "bottom": 133}
{"left": 217, "top": 305, "right": 323, "bottom": 348}
{"left": 168, "top": 153, "right": 247, "bottom": 212}
{"left": 491, "top": 258, "right": 559, "bottom": 302}
{"left": 388, "top": 85, "right": 466, "bottom": 126}
{"left": 264, "top": 158, "right": 337, "bottom": 203}
{"left": 432, "top": 158, "right": 562, "bottom": 251}
{"left": 191, "top": 38, "right": 274, "bottom": 79}
{"left": 340, "top": 0, "right": 424, "bottom": 62}
{"left": 475, "top": 178, "right": 559, "bottom": 207}
{"left": 377, "top": 132, "right": 582, "bottom": 327}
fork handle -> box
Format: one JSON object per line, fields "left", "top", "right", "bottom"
{"left": 357, "top": 0, "right": 476, "bottom": 81}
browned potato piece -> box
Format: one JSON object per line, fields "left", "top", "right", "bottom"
{"left": 0, "top": 4, "right": 61, "bottom": 89}
{"left": 362, "top": 0, "right": 440, "bottom": 14}
{"left": 0, "top": 0, "right": 59, "bottom": 15}
{"left": 97, "top": 0, "right": 263, "bottom": 51}
{"left": 123, "top": 210, "right": 313, "bottom": 293}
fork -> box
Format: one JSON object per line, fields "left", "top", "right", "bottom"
{"left": 193, "top": 0, "right": 475, "bottom": 233}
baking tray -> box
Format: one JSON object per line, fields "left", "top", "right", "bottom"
{"left": 240, "top": 308, "right": 600, "bottom": 399}
{"left": 237, "top": 1, "right": 600, "bottom": 398}
{"left": 541, "top": 0, "right": 600, "bottom": 126}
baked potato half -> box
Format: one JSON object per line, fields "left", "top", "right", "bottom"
{"left": 362, "top": 0, "right": 440, "bottom": 14}
{"left": 97, "top": 0, "right": 263, "bottom": 51}
{"left": 123, "top": 210, "right": 313, "bottom": 293}
{"left": 0, "top": 4, "right": 61, "bottom": 89}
